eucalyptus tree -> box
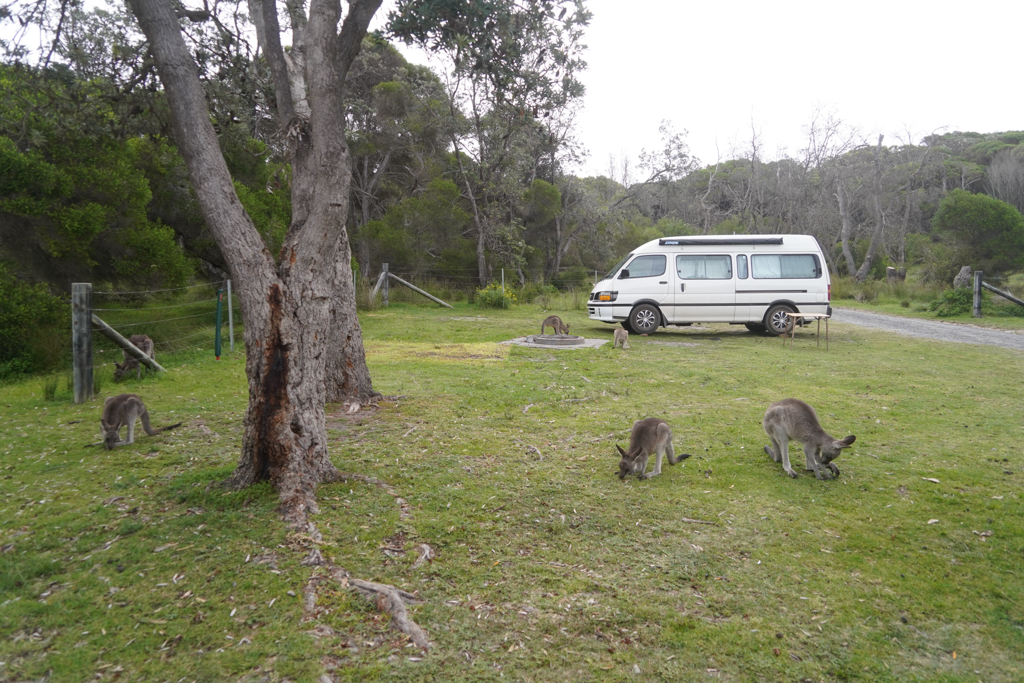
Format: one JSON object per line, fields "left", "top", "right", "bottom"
{"left": 389, "top": 0, "right": 591, "bottom": 286}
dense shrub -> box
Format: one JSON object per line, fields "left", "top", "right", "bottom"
{"left": 0, "top": 264, "right": 69, "bottom": 380}
{"left": 551, "top": 264, "right": 591, "bottom": 291}
{"left": 929, "top": 287, "right": 975, "bottom": 316}
{"left": 517, "top": 282, "right": 559, "bottom": 303}
{"left": 475, "top": 282, "right": 516, "bottom": 309}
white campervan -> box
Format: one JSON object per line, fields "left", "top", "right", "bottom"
{"left": 587, "top": 234, "right": 832, "bottom": 335}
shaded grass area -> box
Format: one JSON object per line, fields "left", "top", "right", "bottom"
{"left": 2, "top": 302, "right": 1023, "bottom": 682}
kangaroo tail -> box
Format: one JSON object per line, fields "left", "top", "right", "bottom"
{"left": 140, "top": 410, "right": 182, "bottom": 436}
{"left": 151, "top": 421, "right": 183, "bottom": 435}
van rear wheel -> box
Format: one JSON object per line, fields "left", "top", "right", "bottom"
{"left": 765, "top": 304, "right": 795, "bottom": 336}
{"left": 628, "top": 304, "right": 661, "bottom": 334}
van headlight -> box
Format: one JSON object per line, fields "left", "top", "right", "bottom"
{"left": 596, "top": 291, "right": 617, "bottom": 302}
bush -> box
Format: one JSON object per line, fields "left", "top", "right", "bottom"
{"left": 551, "top": 264, "right": 591, "bottom": 291}
{"left": 0, "top": 264, "right": 69, "bottom": 380}
{"left": 932, "top": 189, "right": 1024, "bottom": 275}
{"left": 929, "top": 287, "right": 975, "bottom": 316}
{"left": 475, "top": 282, "right": 516, "bottom": 309}
{"left": 518, "top": 283, "right": 559, "bottom": 304}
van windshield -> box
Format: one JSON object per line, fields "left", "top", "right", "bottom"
{"left": 601, "top": 254, "right": 632, "bottom": 283}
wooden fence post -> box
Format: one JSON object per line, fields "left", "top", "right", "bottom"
{"left": 72, "top": 283, "right": 93, "bottom": 404}
{"left": 973, "top": 271, "right": 982, "bottom": 318}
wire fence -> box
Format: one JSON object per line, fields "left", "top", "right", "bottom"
{"left": 86, "top": 279, "right": 240, "bottom": 380}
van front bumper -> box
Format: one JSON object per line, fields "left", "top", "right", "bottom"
{"left": 588, "top": 303, "right": 619, "bottom": 322}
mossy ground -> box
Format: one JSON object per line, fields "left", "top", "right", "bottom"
{"left": 2, "top": 300, "right": 1022, "bottom": 682}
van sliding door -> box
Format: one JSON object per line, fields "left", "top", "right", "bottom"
{"left": 673, "top": 254, "right": 735, "bottom": 323}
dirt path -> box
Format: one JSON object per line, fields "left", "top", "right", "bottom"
{"left": 831, "top": 307, "right": 1024, "bottom": 352}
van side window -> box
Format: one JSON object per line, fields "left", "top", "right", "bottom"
{"left": 751, "top": 254, "right": 820, "bottom": 279}
{"left": 676, "top": 255, "right": 733, "bottom": 279}
{"left": 622, "top": 254, "right": 666, "bottom": 278}
{"left": 736, "top": 254, "right": 748, "bottom": 279}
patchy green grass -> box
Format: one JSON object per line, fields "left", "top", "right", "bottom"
{"left": 2, "top": 301, "right": 1023, "bottom": 682}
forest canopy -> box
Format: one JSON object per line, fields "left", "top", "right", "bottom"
{"left": 1, "top": 3, "right": 1023, "bottom": 294}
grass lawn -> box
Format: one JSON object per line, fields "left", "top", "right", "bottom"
{"left": 1, "top": 300, "right": 1022, "bottom": 682}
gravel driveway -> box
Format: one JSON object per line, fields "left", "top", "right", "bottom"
{"left": 830, "top": 307, "right": 1024, "bottom": 352}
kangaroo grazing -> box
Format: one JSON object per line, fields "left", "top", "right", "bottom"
{"left": 762, "top": 398, "right": 855, "bottom": 480}
{"left": 616, "top": 418, "right": 691, "bottom": 480}
{"left": 613, "top": 328, "right": 630, "bottom": 349}
{"left": 114, "top": 334, "right": 155, "bottom": 381}
{"left": 540, "top": 315, "right": 569, "bottom": 335}
{"left": 99, "top": 393, "right": 181, "bottom": 450}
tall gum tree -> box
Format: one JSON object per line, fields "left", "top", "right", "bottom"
{"left": 389, "top": 0, "right": 591, "bottom": 286}
{"left": 125, "top": 0, "right": 381, "bottom": 525}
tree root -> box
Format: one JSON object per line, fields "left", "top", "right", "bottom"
{"left": 314, "top": 566, "right": 430, "bottom": 649}
{"left": 411, "top": 543, "right": 435, "bottom": 569}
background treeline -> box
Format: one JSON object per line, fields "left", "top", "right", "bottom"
{"left": 2, "top": 3, "right": 1024, "bottom": 379}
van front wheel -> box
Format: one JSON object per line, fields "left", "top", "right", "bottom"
{"left": 765, "top": 304, "right": 795, "bottom": 336}
{"left": 629, "top": 304, "right": 661, "bottom": 335}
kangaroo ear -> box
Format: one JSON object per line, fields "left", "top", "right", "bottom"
{"left": 834, "top": 435, "right": 855, "bottom": 449}
{"left": 615, "top": 444, "right": 628, "bottom": 458}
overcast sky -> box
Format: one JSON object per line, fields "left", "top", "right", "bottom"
{"left": 383, "top": 0, "right": 1023, "bottom": 178}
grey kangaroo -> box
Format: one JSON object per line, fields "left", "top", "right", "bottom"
{"left": 762, "top": 398, "right": 855, "bottom": 480}
{"left": 100, "top": 393, "right": 181, "bottom": 450}
{"left": 613, "top": 328, "right": 630, "bottom": 349}
{"left": 113, "top": 334, "right": 155, "bottom": 381}
{"left": 616, "top": 418, "right": 691, "bottom": 480}
{"left": 540, "top": 315, "right": 569, "bottom": 335}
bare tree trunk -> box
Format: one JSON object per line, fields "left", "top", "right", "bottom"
{"left": 854, "top": 135, "right": 886, "bottom": 282}
{"left": 128, "top": 0, "right": 381, "bottom": 525}
{"left": 836, "top": 180, "right": 857, "bottom": 276}
{"left": 325, "top": 242, "right": 378, "bottom": 405}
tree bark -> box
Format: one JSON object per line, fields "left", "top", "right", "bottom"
{"left": 127, "top": 0, "right": 381, "bottom": 524}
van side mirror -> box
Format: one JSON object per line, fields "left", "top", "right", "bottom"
{"left": 618, "top": 269, "right": 629, "bottom": 279}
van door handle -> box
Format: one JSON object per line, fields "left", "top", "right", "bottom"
{"left": 679, "top": 283, "right": 685, "bottom": 292}
{"left": 659, "top": 281, "right": 667, "bottom": 284}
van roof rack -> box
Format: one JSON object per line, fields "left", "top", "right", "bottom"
{"left": 658, "top": 237, "right": 785, "bottom": 246}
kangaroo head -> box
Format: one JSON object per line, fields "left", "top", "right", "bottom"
{"left": 101, "top": 420, "right": 119, "bottom": 450}
{"left": 113, "top": 362, "right": 127, "bottom": 380}
{"left": 616, "top": 444, "right": 643, "bottom": 479}
{"left": 821, "top": 435, "right": 856, "bottom": 463}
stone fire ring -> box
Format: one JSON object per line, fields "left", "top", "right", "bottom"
{"left": 501, "top": 334, "right": 608, "bottom": 349}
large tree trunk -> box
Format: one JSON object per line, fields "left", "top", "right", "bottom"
{"left": 128, "top": 0, "right": 381, "bottom": 524}
{"left": 325, "top": 238, "right": 378, "bottom": 405}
